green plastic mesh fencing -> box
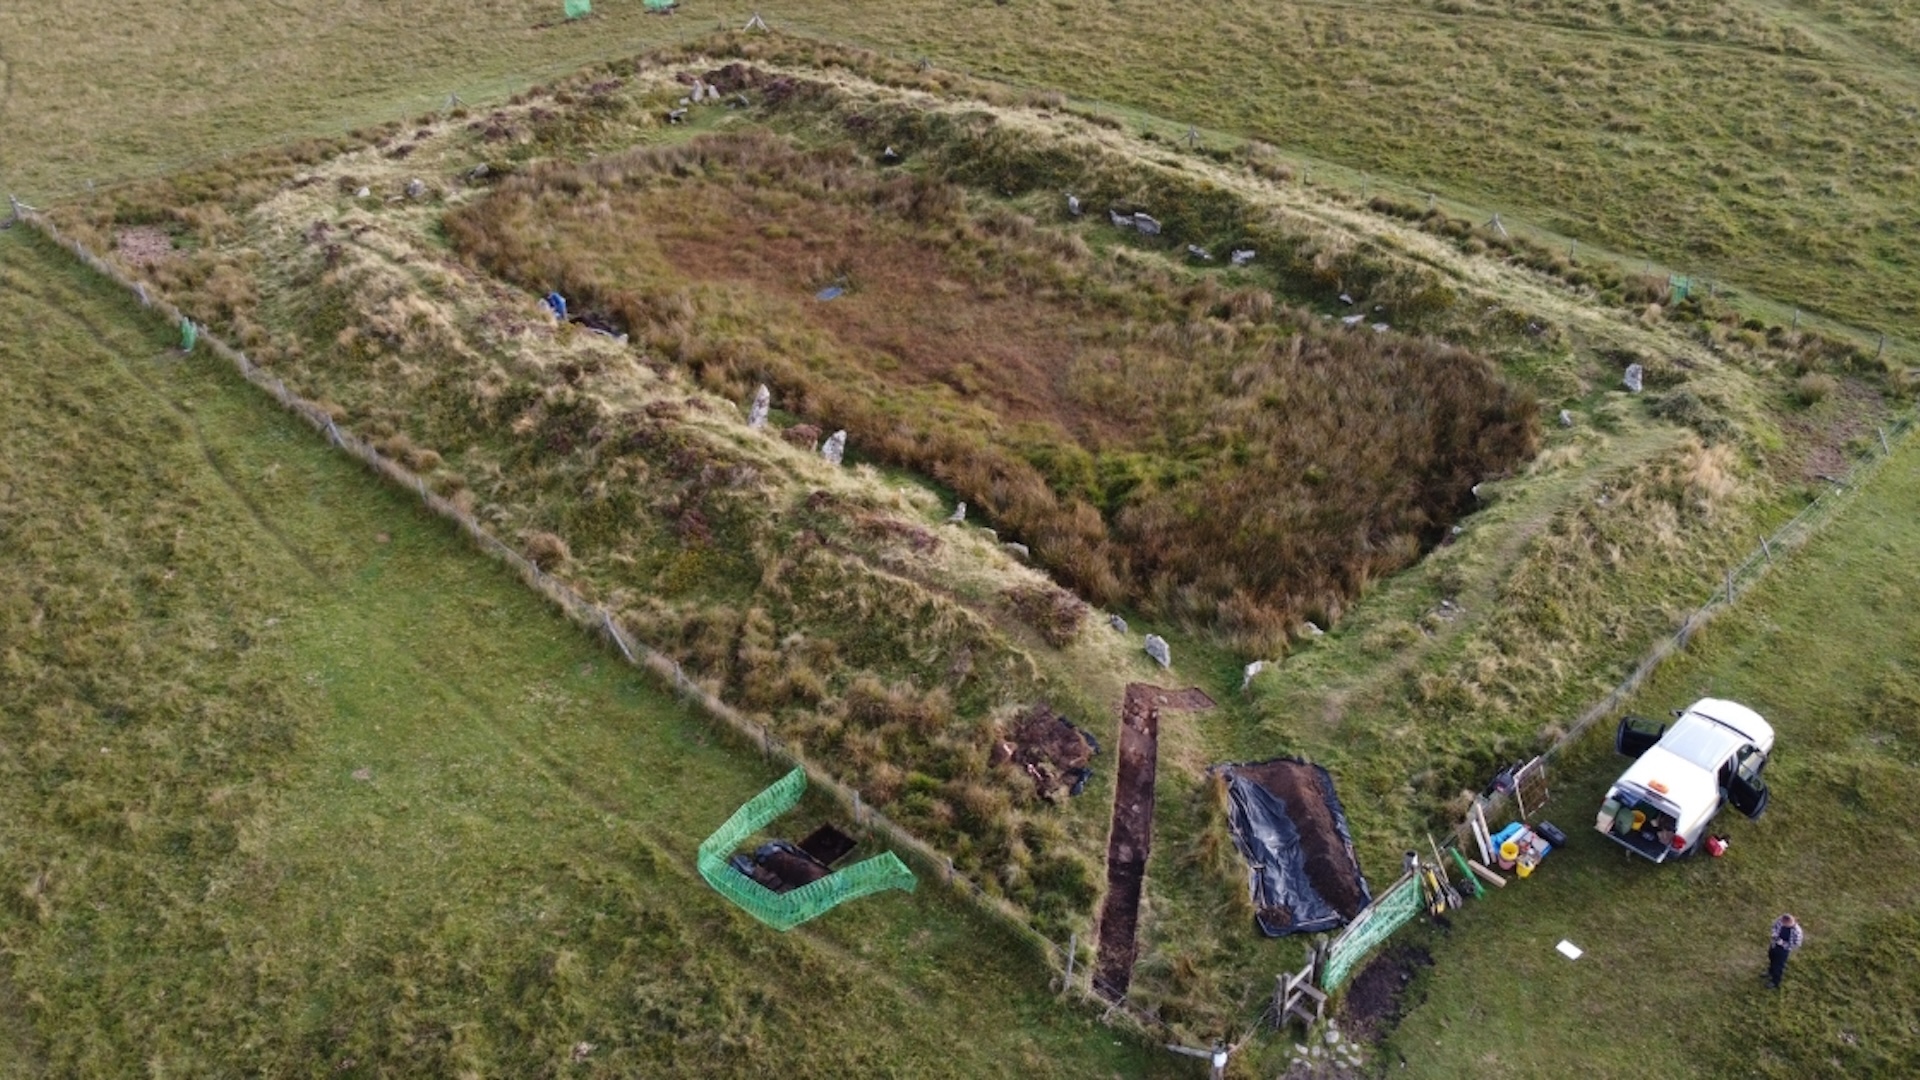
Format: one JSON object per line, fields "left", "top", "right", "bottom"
{"left": 180, "top": 317, "right": 197, "bottom": 352}
{"left": 1321, "top": 871, "right": 1423, "bottom": 990}
{"left": 564, "top": 0, "right": 591, "bottom": 19}
{"left": 698, "top": 768, "right": 918, "bottom": 931}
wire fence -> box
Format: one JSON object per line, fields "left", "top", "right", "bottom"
{"left": 19, "top": 210, "right": 1192, "bottom": 1044}
{"left": 1542, "top": 410, "right": 1914, "bottom": 766}
{"left": 21, "top": 36, "right": 1915, "bottom": 1030}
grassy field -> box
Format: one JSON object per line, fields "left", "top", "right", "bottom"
{"left": 39, "top": 42, "right": 1913, "bottom": 1038}
{"left": 0, "top": 224, "right": 1175, "bottom": 1077}
{"left": 8, "top": 0, "right": 1920, "bottom": 349}
{"left": 8, "top": 0, "right": 1920, "bottom": 1070}
{"left": 1377, "top": 427, "right": 1920, "bottom": 1080}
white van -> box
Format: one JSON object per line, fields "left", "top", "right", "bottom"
{"left": 1596, "top": 698, "right": 1773, "bottom": 862}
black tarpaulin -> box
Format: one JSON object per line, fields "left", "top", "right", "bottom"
{"left": 1217, "top": 758, "right": 1372, "bottom": 937}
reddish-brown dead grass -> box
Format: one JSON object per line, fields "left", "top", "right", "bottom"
{"left": 448, "top": 131, "right": 1540, "bottom": 649}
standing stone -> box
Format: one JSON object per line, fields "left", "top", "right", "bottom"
{"left": 946, "top": 502, "right": 967, "bottom": 524}
{"left": 1144, "top": 634, "right": 1172, "bottom": 669}
{"left": 820, "top": 429, "right": 847, "bottom": 465}
{"left": 1108, "top": 614, "right": 1129, "bottom": 634}
{"left": 747, "top": 384, "right": 771, "bottom": 429}
{"left": 1066, "top": 193, "right": 1082, "bottom": 216}
{"left": 1623, "top": 363, "right": 1645, "bottom": 393}
{"left": 1241, "top": 660, "right": 1268, "bottom": 691}
{"left": 1559, "top": 409, "right": 1574, "bottom": 428}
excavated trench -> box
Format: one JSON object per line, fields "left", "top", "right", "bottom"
{"left": 1091, "top": 683, "right": 1215, "bottom": 1000}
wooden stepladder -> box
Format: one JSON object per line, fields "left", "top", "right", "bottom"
{"left": 1272, "top": 957, "right": 1327, "bottom": 1031}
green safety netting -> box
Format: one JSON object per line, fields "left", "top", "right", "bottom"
{"left": 697, "top": 768, "right": 917, "bottom": 931}
{"left": 643, "top": 0, "right": 674, "bottom": 11}
{"left": 180, "top": 317, "right": 197, "bottom": 352}
{"left": 564, "top": 0, "right": 592, "bottom": 19}
{"left": 1669, "top": 274, "right": 1691, "bottom": 303}
{"left": 1321, "top": 871, "right": 1423, "bottom": 989}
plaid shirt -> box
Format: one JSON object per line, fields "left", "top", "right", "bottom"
{"left": 1771, "top": 919, "right": 1804, "bottom": 952}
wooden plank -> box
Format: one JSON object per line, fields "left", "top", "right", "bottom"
{"left": 1467, "top": 859, "right": 1508, "bottom": 888}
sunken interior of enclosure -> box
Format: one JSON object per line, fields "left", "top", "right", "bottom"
{"left": 448, "top": 130, "right": 1539, "bottom": 648}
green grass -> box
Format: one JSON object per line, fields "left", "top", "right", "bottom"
{"left": 9, "top": 0, "right": 1920, "bottom": 1065}
{"left": 1373, "top": 431, "right": 1920, "bottom": 1079}
{"left": 8, "top": 0, "right": 1920, "bottom": 348}
{"left": 0, "top": 225, "right": 1176, "bottom": 1076}
{"left": 40, "top": 45, "right": 1907, "bottom": 1038}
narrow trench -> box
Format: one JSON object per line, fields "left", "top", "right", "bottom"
{"left": 1092, "top": 683, "right": 1214, "bottom": 1000}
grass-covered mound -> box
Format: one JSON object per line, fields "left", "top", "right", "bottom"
{"left": 448, "top": 129, "right": 1540, "bottom": 649}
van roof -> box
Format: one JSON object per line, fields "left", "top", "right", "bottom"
{"left": 1683, "top": 698, "right": 1774, "bottom": 752}
{"left": 1617, "top": 745, "right": 1720, "bottom": 817}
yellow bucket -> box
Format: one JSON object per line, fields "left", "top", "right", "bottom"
{"left": 1631, "top": 810, "right": 1647, "bottom": 832}
{"left": 1516, "top": 858, "right": 1535, "bottom": 879}
{"left": 1498, "top": 839, "right": 1518, "bottom": 870}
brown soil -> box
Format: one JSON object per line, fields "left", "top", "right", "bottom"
{"left": 1092, "top": 683, "right": 1215, "bottom": 1000}
{"left": 1337, "top": 945, "right": 1433, "bottom": 1044}
{"left": 1234, "top": 759, "right": 1367, "bottom": 920}
{"left": 991, "top": 704, "right": 1096, "bottom": 799}
{"left": 113, "top": 225, "right": 176, "bottom": 268}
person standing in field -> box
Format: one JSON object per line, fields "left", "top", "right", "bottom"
{"left": 1767, "top": 913, "right": 1803, "bottom": 989}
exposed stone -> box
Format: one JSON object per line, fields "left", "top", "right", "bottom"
{"left": 1231, "top": 249, "right": 1256, "bottom": 266}
{"left": 1132, "top": 213, "right": 1162, "bottom": 236}
{"left": 1559, "top": 408, "right": 1574, "bottom": 428}
{"left": 1300, "top": 621, "right": 1325, "bottom": 637}
{"left": 1109, "top": 209, "right": 1134, "bottom": 229}
{"left": 1241, "top": 660, "right": 1267, "bottom": 691}
{"left": 946, "top": 502, "right": 967, "bottom": 524}
{"left": 1623, "top": 362, "right": 1645, "bottom": 393}
{"left": 405, "top": 178, "right": 427, "bottom": 200}
{"left": 1186, "top": 244, "right": 1212, "bottom": 261}
{"left": 1003, "top": 541, "right": 1030, "bottom": 559}
{"left": 1144, "top": 634, "right": 1171, "bottom": 668}
{"left": 1108, "top": 614, "right": 1129, "bottom": 634}
{"left": 820, "top": 429, "right": 847, "bottom": 465}
{"left": 1066, "top": 193, "right": 1081, "bottom": 216}
{"left": 747, "top": 384, "right": 771, "bottom": 429}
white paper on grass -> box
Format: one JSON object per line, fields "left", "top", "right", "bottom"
{"left": 1556, "top": 940, "right": 1584, "bottom": 960}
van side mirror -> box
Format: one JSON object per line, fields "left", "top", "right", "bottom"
{"left": 1672, "top": 708, "right": 1685, "bottom": 719}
